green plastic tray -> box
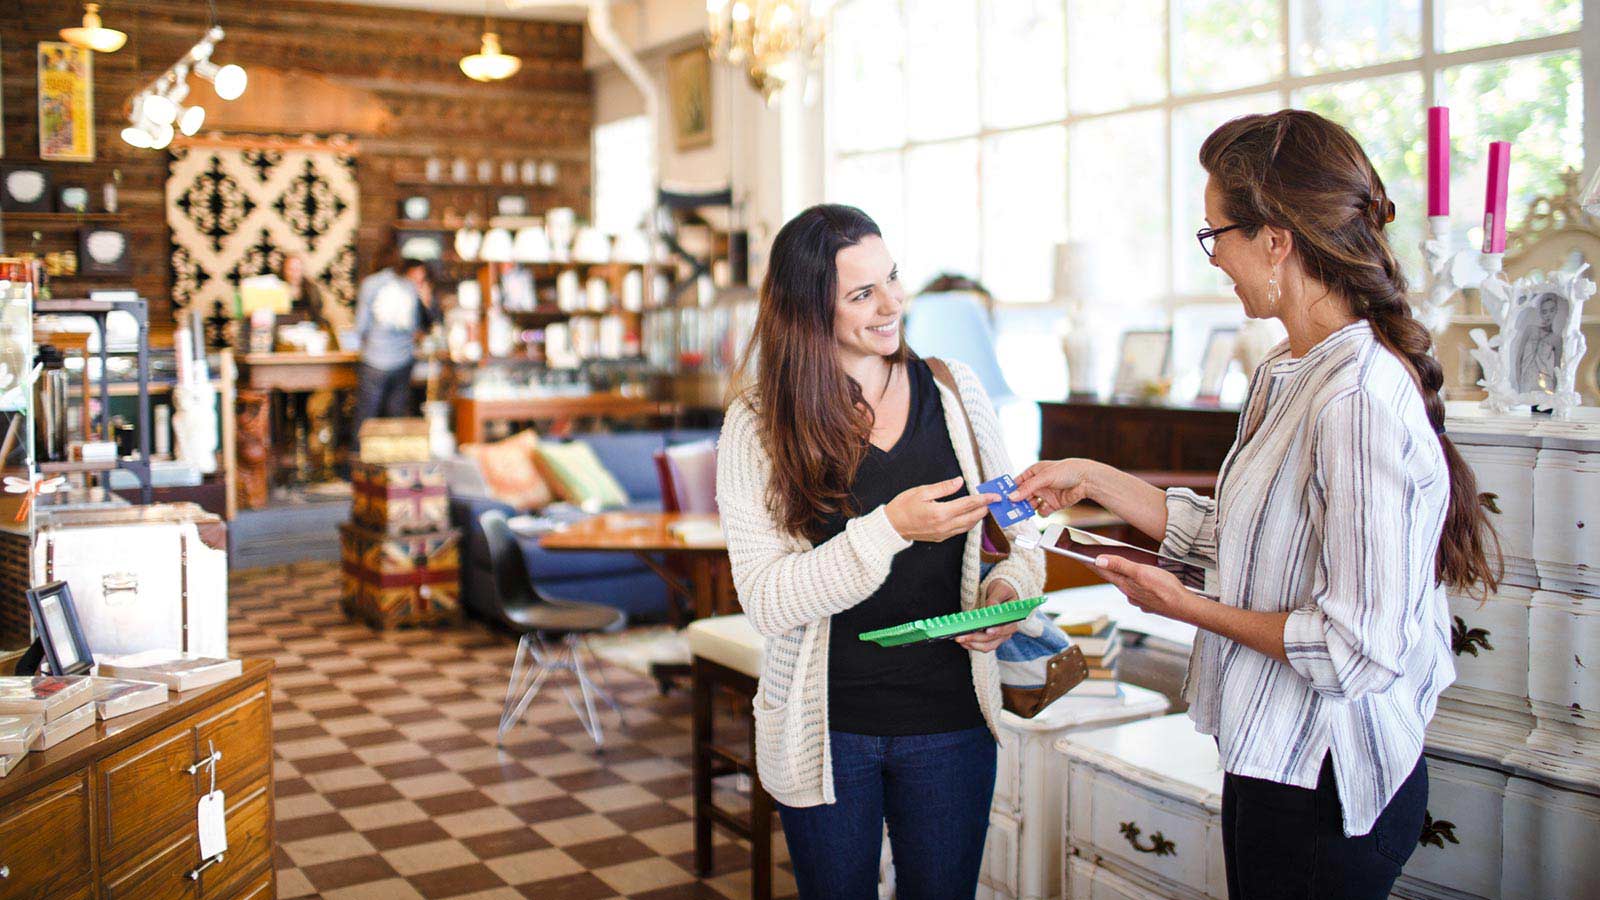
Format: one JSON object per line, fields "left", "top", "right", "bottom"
{"left": 858, "top": 596, "right": 1047, "bottom": 647}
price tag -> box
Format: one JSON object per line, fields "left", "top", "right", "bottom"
{"left": 198, "top": 790, "right": 228, "bottom": 860}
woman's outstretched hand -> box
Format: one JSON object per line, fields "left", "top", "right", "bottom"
{"left": 886, "top": 477, "right": 997, "bottom": 543}
{"left": 1010, "top": 459, "right": 1099, "bottom": 517}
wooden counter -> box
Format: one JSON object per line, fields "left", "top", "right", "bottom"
{"left": 453, "top": 393, "right": 680, "bottom": 445}
{"left": 236, "top": 352, "right": 361, "bottom": 392}
{"left": 0, "top": 659, "right": 276, "bottom": 900}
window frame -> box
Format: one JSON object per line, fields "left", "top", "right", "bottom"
{"left": 824, "top": 0, "right": 1590, "bottom": 306}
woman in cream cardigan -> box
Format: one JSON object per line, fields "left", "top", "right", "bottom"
{"left": 716, "top": 204, "right": 1045, "bottom": 900}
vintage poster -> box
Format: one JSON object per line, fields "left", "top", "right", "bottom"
{"left": 38, "top": 41, "right": 94, "bottom": 162}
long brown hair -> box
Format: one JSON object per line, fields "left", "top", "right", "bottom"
{"left": 733, "top": 204, "right": 908, "bottom": 542}
{"left": 1200, "top": 109, "right": 1501, "bottom": 594}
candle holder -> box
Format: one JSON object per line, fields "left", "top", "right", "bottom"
{"left": 1417, "top": 215, "right": 1485, "bottom": 335}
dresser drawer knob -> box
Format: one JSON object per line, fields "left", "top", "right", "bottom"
{"left": 1451, "top": 616, "right": 1493, "bottom": 657}
{"left": 1, "top": 864, "right": 9, "bottom": 878}
{"left": 187, "top": 853, "right": 224, "bottom": 881}
{"left": 1118, "top": 821, "right": 1176, "bottom": 857}
{"left": 1418, "top": 812, "right": 1459, "bottom": 849}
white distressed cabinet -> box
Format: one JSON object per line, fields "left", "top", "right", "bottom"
{"left": 1057, "top": 715, "right": 1226, "bottom": 900}
{"left": 1394, "top": 405, "right": 1600, "bottom": 900}
{"left": 978, "top": 685, "right": 1170, "bottom": 900}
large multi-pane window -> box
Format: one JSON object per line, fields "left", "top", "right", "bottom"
{"left": 824, "top": 0, "right": 1586, "bottom": 308}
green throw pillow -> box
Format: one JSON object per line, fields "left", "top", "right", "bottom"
{"left": 534, "top": 441, "right": 630, "bottom": 510}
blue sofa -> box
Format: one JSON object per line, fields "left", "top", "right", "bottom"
{"left": 451, "top": 429, "right": 719, "bottom": 625}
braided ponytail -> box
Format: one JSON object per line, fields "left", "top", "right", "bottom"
{"left": 1201, "top": 110, "right": 1502, "bottom": 595}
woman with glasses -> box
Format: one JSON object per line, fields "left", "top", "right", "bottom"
{"left": 1012, "top": 110, "right": 1500, "bottom": 900}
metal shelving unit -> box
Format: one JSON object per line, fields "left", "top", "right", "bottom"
{"left": 34, "top": 297, "right": 152, "bottom": 504}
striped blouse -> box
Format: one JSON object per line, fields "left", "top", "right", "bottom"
{"left": 1161, "top": 321, "right": 1455, "bottom": 837}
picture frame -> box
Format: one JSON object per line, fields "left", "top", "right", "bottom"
{"left": 38, "top": 41, "right": 94, "bottom": 162}
{"left": 1196, "top": 327, "right": 1239, "bottom": 401}
{"left": 26, "top": 580, "right": 94, "bottom": 676}
{"left": 1113, "top": 329, "right": 1173, "bottom": 399}
{"left": 78, "top": 226, "right": 131, "bottom": 276}
{"left": 667, "top": 47, "right": 713, "bottom": 151}
{"left": 1470, "top": 264, "right": 1595, "bottom": 417}
{"left": 0, "top": 164, "right": 52, "bottom": 212}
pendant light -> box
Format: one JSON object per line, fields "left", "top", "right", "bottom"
{"left": 61, "top": 3, "right": 127, "bottom": 54}
{"left": 459, "top": 2, "right": 520, "bottom": 82}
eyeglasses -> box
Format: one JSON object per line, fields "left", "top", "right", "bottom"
{"left": 1196, "top": 223, "right": 1247, "bottom": 259}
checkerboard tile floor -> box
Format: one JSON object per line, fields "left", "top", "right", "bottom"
{"left": 231, "top": 562, "right": 797, "bottom": 900}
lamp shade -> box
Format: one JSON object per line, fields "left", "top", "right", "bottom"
{"left": 61, "top": 3, "right": 127, "bottom": 53}
{"left": 480, "top": 228, "right": 514, "bottom": 263}
{"left": 459, "top": 32, "right": 521, "bottom": 82}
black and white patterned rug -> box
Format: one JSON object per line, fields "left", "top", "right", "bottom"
{"left": 167, "top": 141, "right": 360, "bottom": 317}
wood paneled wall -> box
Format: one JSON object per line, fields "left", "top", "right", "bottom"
{"left": 0, "top": 0, "right": 592, "bottom": 326}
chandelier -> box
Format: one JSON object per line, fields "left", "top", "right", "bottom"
{"left": 706, "top": 0, "right": 829, "bottom": 105}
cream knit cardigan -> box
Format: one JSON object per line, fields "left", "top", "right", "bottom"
{"left": 715, "top": 359, "right": 1046, "bottom": 808}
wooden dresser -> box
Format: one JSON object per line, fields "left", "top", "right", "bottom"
{"left": 1038, "top": 400, "right": 1240, "bottom": 476}
{"left": 0, "top": 659, "right": 275, "bottom": 900}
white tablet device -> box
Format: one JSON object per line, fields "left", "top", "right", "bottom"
{"left": 1020, "top": 523, "right": 1217, "bottom": 597}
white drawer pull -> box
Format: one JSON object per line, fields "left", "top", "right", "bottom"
{"left": 1, "top": 864, "right": 9, "bottom": 878}
{"left": 1418, "top": 812, "right": 1460, "bottom": 849}
{"left": 187, "top": 853, "right": 224, "bottom": 881}
{"left": 1451, "top": 616, "right": 1493, "bottom": 657}
{"left": 1118, "top": 821, "right": 1176, "bottom": 857}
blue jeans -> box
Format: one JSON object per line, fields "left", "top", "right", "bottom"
{"left": 352, "top": 362, "right": 413, "bottom": 448}
{"left": 778, "top": 726, "right": 997, "bottom": 900}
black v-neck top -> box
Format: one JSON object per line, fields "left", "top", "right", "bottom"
{"left": 817, "top": 357, "right": 983, "bottom": 735}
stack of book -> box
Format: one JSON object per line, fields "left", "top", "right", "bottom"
{"left": 97, "top": 651, "right": 242, "bottom": 692}
{"left": 0, "top": 675, "right": 97, "bottom": 775}
{"left": 1056, "top": 612, "right": 1124, "bottom": 698}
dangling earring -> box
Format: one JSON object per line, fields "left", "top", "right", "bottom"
{"left": 1266, "top": 268, "right": 1280, "bottom": 310}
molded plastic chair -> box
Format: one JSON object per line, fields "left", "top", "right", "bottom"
{"left": 480, "top": 508, "right": 628, "bottom": 747}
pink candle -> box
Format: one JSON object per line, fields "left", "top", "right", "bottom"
{"left": 1427, "top": 107, "right": 1449, "bottom": 217}
{"left": 1483, "top": 141, "right": 1511, "bottom": 253}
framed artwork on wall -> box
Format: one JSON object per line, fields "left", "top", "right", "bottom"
{"left": 668, "top": 47, "right": 713, "bottom": 151}
{"left": 38, "top": 41, "right": 94, "bottom": 162}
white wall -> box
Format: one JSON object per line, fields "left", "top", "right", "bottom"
{"left": 586, "top": 0, "right": 825, "bottom": 279}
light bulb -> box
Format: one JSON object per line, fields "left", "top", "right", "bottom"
{"left": 178, "top": 104, "right": 206, "bottom": 136}
{"left": 731, "top": 2, "right": 750, "bottom": 22}
{"left": 121, "top": 124, "right": 154, "bottom": 149}
{"left": 196, "top": 60, "right": 247, "bottom": 100}
{"left": 143, "top": 92, "right": 177, "bottom": 126}
{"left": 213, "top": 63, "right": 247, "bottom": 100}
{"left": 148, "top": 122, "right": 175, "bottom": 151}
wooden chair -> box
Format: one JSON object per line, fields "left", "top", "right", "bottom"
{"left": 686, "top": 614, "right": 773, "bottom": 900}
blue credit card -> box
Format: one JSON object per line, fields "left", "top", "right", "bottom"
{"left": 978, "top": 474, "right": 1035, "bottom": 526}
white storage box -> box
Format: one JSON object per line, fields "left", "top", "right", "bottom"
{"left": 31, "top": 504, "right": 228, "bottom": 660}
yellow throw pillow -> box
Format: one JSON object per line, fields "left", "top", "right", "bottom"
{"left": 463, "top": 429, "right": 553, "bottom": 511}
{"left": 534, "top": 441, "right": 630, "bottom": 510}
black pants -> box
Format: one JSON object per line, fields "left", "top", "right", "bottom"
{"left": 352, "top": 362, "right": 413, "bottom": 448}
{"left": 1222, "top": 754, "right": 1427, "bottom": 900}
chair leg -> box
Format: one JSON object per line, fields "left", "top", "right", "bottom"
{"left": 498, "top": 634, "right": 556, "bottom": 744}
{"left": 691, "top": 658, "right": 715, "bottom": 878}
{"left": 749, "top": 712, "right": 774, "bottom": 900}
{"left": 566, "top": 635, "right": 608, "bottom": 746}
{"left": 577, "top": 636, "right": 630, "bottom": 735}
